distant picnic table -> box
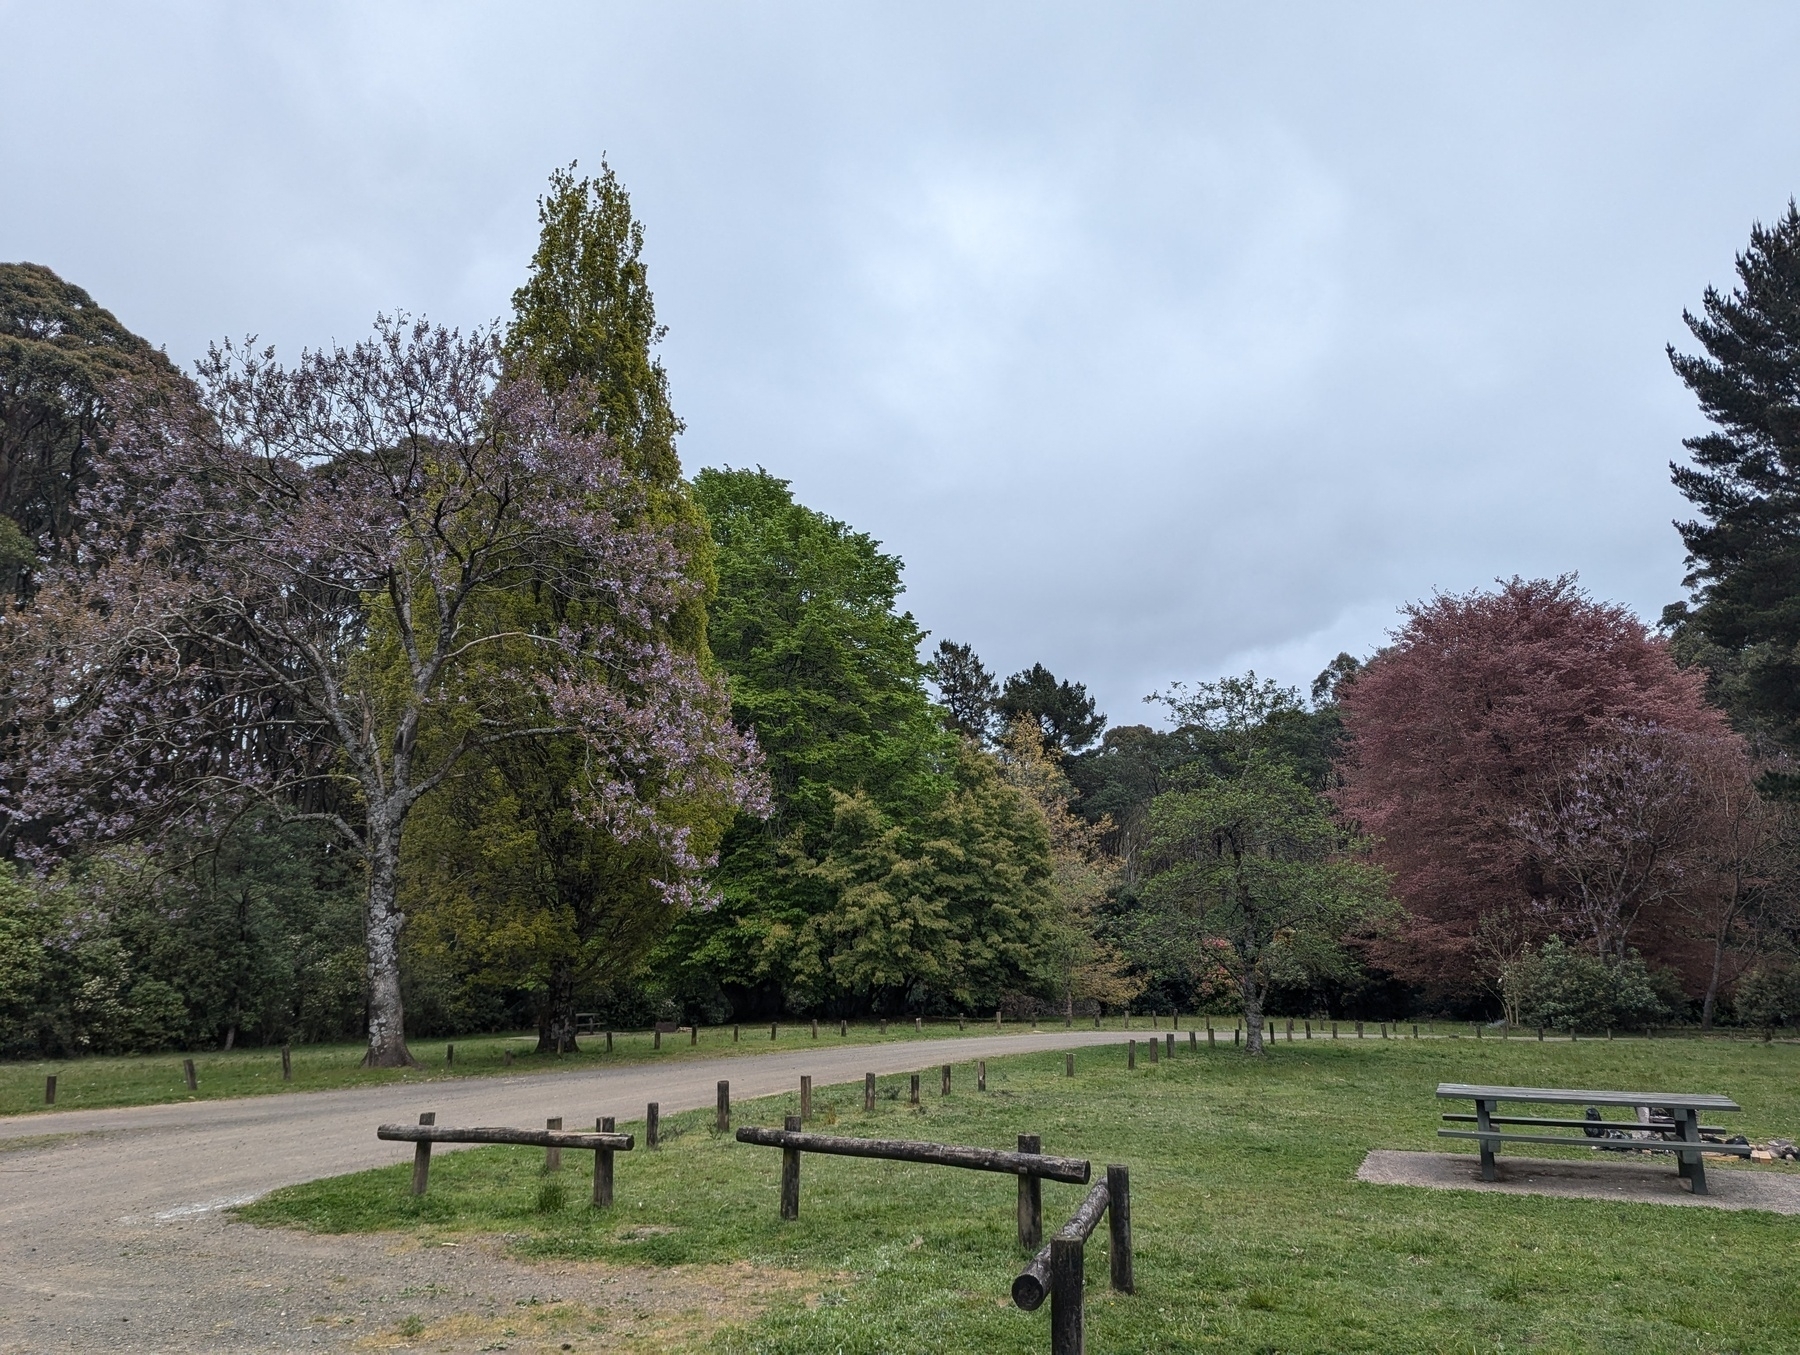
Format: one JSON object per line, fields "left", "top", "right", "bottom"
{"left": 1436, "top": 1082, "right": 1749, "bottom": 1195}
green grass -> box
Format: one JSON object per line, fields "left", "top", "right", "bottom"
{"left": 0, "top": 1015, "right": 1075, "bottom": 1117}
{"left": 240, "top": 1036, "right": 1800, "bottom": 1353}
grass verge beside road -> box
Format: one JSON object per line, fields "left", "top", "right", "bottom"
{"left": 0, "top": 1017, "right": 1082, "bottom": 1118}
{"left": 242, "top": 1037, "right": 1800, "bottom": 1354}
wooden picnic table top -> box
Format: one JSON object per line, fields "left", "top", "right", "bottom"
{"left": 1436, "top": 1083, "right": 1741, "bottom": 1112}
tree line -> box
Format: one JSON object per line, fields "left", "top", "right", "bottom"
{"left": 6, "top": 175, "right": 1800, "bottom": 1061}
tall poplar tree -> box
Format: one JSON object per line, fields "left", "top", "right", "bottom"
{"left": 403, "top": 163, "right": 730, "bottom": 1052}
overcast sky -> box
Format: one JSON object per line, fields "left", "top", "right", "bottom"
{"left": 5, "top": 4, "right": 1797, "bottom": 729}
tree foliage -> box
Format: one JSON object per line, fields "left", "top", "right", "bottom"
{"left": 3, "top": 319, "right": 764, "bottom": 1065}
{"left": 1337, "top": 576, "right": 1738, "bottom": 999}
{"left": 0, "top": 262, "right": 179, "bottom": 599}
{"left": 1664, "top": 203, "right": 1800, "bottom": 751}
{"left": 998, "top": 662, "right": 1106, "bottom": 757}
{"left": 929, "top": 639, "right": 1000, "bottom": 742}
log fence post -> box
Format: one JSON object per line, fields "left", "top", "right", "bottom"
{"left": 880, "top": 1019, "right": 888, "bottom": 1034}
{"left": 916, "top": 1017, "right": 923, "bottom": 1033}
{"left": 771, "top": 1022, "right": 778, "bottom": 1040}
{"left": 941, "top": 1064, "right": 951, "bottom": 1095}
{"left": 1017, "top": 1133, "right": 1042, "bottom": 1249}
{"left": 717, "top": 1080, "right": 731, "bottom": 1132}
{"left": 996, "top": 1008, "right": 1003, "bottom": 1028}
{"left": 503, "top": 1048, "right": 513, "bottom": 1067}
{"left": 1189, "top": 1030, "right": 1197, "bottom": 1051}
{"left": 410, "top": 1112, "right": 436, "bottom": 1195}
{"left": 44, "top": 1075, "right": 55, "bottom": 1105}
{"left": 978, "top": 1060, "right": 987, "bottom": 1092}
{"left": 281, "top": 1044, "right": 291, "bottom": 1081}
{"left": 183, "top": 1058, "right": 197, "bottom": 1091}
{"left": 654, "top": 1031, "right": 662, "bottom": 1051}
{"left": 545, "top": 1117, "right": 563, "bottom": 1172}
{"left": 594, "top": 1116, "right": 615, "bottom": 1206}
{"left": 1147, "top": 1034, "right": 1158, "bottom": 1064}
{"left": 1106, "top": 1163, "right": 1133, "bottom": 1293}
{"left": 1065, "top": 1052, "right": 1074, "bottom": 1078}
{"left": 691, "top": 1025, "right": 697, "bottom": 1046}
{"left": 840, "top": 1019, "right": 848, "bottom": 1037}
{"left": 1165, "top": 1033, "right": 1174, "bottom": 1059}
{"left": 1050, "top": 1237, "right": 1084, "bottom": 1355}
{"left": 865, "top": 1072, "right": 876, "bottom": 1112}
{"left": 800, "top": 1075, "right": 812, "bottom": 1122}
{"left": 733, "top": 1025, "right": 739, "bottom": 1043}
{"left": 446, "top": 1043, "right": 454, "bottom": 1065}
{"left": 647, "top": 1102, "right": 660, "bottom": 1150}
{"left": 910, "top": 1073, "right": 920, "bottom": 1105}
{"left": 780, "top": 1114, "right": 802, "bottom": 1219}
{"left": 605, "top": 1031, "right": 613, "bottom": 1053}
{"left": 1127, "top": 1039, "right": 1136, "bottom": 1069}
{"left": 812, "top": 1019, "right": 818, "bottom": 1039}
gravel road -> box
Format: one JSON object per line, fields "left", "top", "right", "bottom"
{"left": 0, "top": 1028, "right": 1129, "bottom": 1353}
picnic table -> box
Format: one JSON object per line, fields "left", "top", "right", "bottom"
{"left": 1436, "top": 1083, "right": 1749, "bottom": 1194}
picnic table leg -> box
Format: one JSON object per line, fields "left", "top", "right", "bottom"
{"left": 1475, "top": 1098, "right": 1497, "bottom": 1181}
{"left": 1679, "top": 1108, "right": 1707, "bottom": 1195}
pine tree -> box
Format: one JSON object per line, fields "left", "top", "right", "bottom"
{"left": 1665, "top": 202, "right": 1800, "bottom": 748}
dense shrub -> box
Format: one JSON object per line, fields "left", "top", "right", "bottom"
{"left": 1502, "top": 936, "right": 1669, "bottom": 1032}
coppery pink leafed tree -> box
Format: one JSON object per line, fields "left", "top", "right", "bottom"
{"left": 3, "top": 318, "right": 766, "bottom": 1066}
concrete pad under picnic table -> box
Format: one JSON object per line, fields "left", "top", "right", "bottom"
{"left": 1358, "top": 1149, "right": 1800, "bottom": 1213}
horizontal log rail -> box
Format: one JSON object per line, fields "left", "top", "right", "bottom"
{"left": 378, "top": 1114, "right": 634, "bottom": 1203}
{"left": 377, "top": 1124, "right": 634, "bottom": 1150}
{"left": 1013, "top": 1177, "right": 1111, "bottom": 1310}
{"left": 733, "top": 1126, "right": 1091, "bottom": 1184}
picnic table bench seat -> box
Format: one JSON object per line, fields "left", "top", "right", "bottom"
{"left": 1435, "top": 1083, "right": 1749, "bottom": 1194}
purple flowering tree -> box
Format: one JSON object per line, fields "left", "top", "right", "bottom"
{"left": 4, "top": 317, "right": 766, "bottom": 1066}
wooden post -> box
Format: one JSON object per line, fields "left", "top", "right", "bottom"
{"left": 771, "top": 1022, "right": 778, "bottom": 1040}
{"left": 1106, "top": 1164, "right": 1133, "bottom": 1293}
{"left": 183, "top": 1058, "right": 197, "bottom": 1091}
{"left": 1537, "top": 1027, "right": 1544, "bottom": 1041}
{"left": 880, "top": 1019, "right": 888, "bottom": 1034}
{"left": 733, "top": 1025, "right": 739, "bottom": 1043}
{"left": 801, "top": 1075, "right": 813, "bottom": 1122}
{"left": 1147, "top": 1034, "right": 1158, "bottom": 1064}
{"left": 978, "top": 1060, "right": 987, "bottom": 1092}
{"left": 503, "top": 1048, "right": 513, "bottom": 1067}
{"left": 1411, "top": 1024, "right": 1418, "bottom": 1039}
{"left": 1050, "top": 1236, "right": 1084, "bottom": 1355}
{"left": 545, "top": 1116, "right": 563, "bottom": 1172}
{"left": 1018, "top": 1133, "right": 1042, "bottom": 1249}
{"left": 958, "top": 1016, "right": 965, "bottom": 1031}
{"left": 446, "top": 1043, "right": 454, "bottom": 1065}
{"left": 1355, "top": 1021, "right": 1363, "bottom": 1039}
{"left": 865, "top": 1072, "right": 876, "bottom": 1111}
{"left": 1331, "top": 1022, "right": 1338, "bottom": 1040}
{"left": 1094, "top": 1013, "right": 1101, "bottom": 1029}
{"left": 1189, "top": 1030, "right": 1197, "bottom": 1051}
{"left": 996, "top": 1008, "right": 1002, "bottom": 1028}
{"left": 647, "top": 1102, "right": 660, "bottom": 1150}
{"left": 841, "top": 1019, "right": 848, "bottom": 1037}
{"left": 1065, "top": 1052, "right": 1074, "bottom": 1078}
{"left": 717, "top": 1080, "right": 731, "bottom": 1132}
{"left": 780, "top": 1114, "right": 802, "bottom": 1219}
{"left": 691, "top": 1025, "right": 698, "bottom": 1046}
{"left": 654, "top": 1030, "right": 662, "bottom": 1051}
{"left": 1305, "top": 1020, "right": 1312, "bottom": 1040}
{"left": 1207, "top": 1027, "right": 1215, "bottom": 1048}
{"left": 44, "top": 1075, "right": 55, "bottom": 1105}
{"left": 915, "top": 1017, "right": 923, "bottom": 1033}
{"left": 811, "top": 1019, "right": 818, "bottom": 1039}
{"left": 1287, "top": 1019, "right": 1295, "bottom": 1041}
{"left": 909, "top": 1073, "right": 920, "bottom": 1105}
{"left": 410, "top": 1111, "right": 436, "bottom": 1195}
{"left": 281, "top": 1044, "right": 291, "bottom": 1081}
{"left": 606, "top": 1031, "right": 613, "bottom": 1053}
{"left": 594, "top": 1116, "right": 615, "bottom": 1207}
{"left": 1165, "top": 1034, "right": 1174, "bottom": 1059}
{"left": 1128, "top": 1039, "right": 1136, "bottom": 1069}
{"left": 941, "top": 1063, "right": 951, "bottom": 1095}
{"left": 1607, "top": 1028, "right": 1613, "bottom": 1041}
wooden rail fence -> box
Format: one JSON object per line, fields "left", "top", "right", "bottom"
{"left": 377, "top": 1113, "right": 634, "bottom": 1204}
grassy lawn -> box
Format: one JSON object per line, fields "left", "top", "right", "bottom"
{"left": 240, "top": 1036, "right": 1800, "bottom": 1354}
{"left": 0, "top": 1016, "right": 1095, "bottom": 1118}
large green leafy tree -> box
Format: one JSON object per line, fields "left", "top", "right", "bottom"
{"left": 401, "top": 163, "right": 733, "bottom": 1052}
{"left": 0, "top": 263, "right": 178, "bottom": 599}
{"left": 671, "top": 468, "right": 1002, "bottom": 1015}
{"left": 677, "top": 472, "right": 1068, "bottom": 1017}
{"left": 1138, "top": 752, "right": 1388, "bottom": 1054}
{"left": 1665, "top": 204, "right": 1800, "bottom": 754}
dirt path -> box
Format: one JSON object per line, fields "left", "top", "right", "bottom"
{"left": 0, "top": 1028, "right": 1127, "bottom": 1352}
